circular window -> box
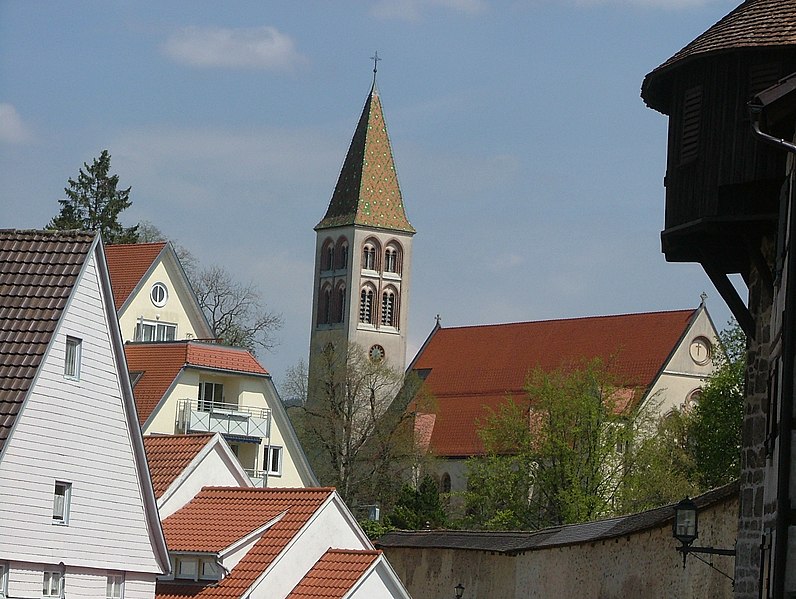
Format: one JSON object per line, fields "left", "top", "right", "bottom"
{"left": 150, "top": 282, "right": 168, "bottom": 307}
{"left": 688, "top": 336, "right": 712, "bottom": 365}
{"left": 369, "top": 344, "right": 385, "bottom": 362}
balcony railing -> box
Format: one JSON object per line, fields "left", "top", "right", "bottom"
{"left": 176, "top": 399, "right": 270, "bottom": 439}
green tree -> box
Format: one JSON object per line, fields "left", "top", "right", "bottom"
{"left": 690, "top": 322, "right": 746, "bottom": 488}
{"left": 48, "top": 150, "right": 138, "bottom": 243}
{"left": 385, "top": 474, "right": 447, "bottom": 529}
{"left": 284, "top": 343, "right": 426, "bottom": 506}
{"left": 462, "top": 360, "right": 646, "bottom": 530}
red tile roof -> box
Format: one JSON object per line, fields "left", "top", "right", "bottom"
{"left": 158, "top": 487, "right": 335, "bottom": 599}
{"left": 105, "top": 242, "right": 166, "bottom": 310}
{"left": 411, "top": 309, "right": 696, "bottom": 457}
{"left": 286, "top": 549, "right": 380, "bottom": 599}
{"left": 125, "top": 341, "right": 270, "bottom": 425}
{"left": 143, "top": 434, "right": 215, "bottom": 498}
{"left": 0, "top": 229, "right": 95, "bottom": 451}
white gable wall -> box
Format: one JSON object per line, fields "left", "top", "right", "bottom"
{"left": 346, "top": 560, "right": 411, "bottom": 599}
{"left": 0, "top": 251, "right": 161, "bottom": 573}
{"left": 7, "top": 562, "right": 156, "bottom": 599}
{"left": 250, "top": 496, "right": 371, "bottom": 599}
{"left": 646, "top": 308, "right": 719, "bottom": 414}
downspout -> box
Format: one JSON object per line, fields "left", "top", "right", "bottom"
{"left": 750, "top": 101, "right": 795, "bottom": 598}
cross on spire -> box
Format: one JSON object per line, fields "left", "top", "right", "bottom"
{"left": 370, "top": 51, "right": 381, "bottom": 85}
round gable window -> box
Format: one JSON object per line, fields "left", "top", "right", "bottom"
{"left": 151, "top": 282, "right": 168, "bottom": 307}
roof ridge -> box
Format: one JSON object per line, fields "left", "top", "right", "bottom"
{"left": 437, "top": 308, "right": 696, "bottom": 332}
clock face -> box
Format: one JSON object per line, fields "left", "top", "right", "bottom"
{"left": 369, "top": 344, "right": 385, "bottom": 362}
{"left": 689, "top": 337, "right": 712, "bottom": 365}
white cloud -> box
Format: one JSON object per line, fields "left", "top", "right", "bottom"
{"left": 371, "top": 0, "right": 486, "bottom": 21}
{"left": 163, "top": 26, "right": 307, "bottom": 71}
{"left": 0, "top": 103, "right": 32, "bottom": 144}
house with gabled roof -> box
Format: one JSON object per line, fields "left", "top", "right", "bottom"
{"left": 144, "top": 433, "right": 253, "bottom": 519}
{"left": 409, "top": 304, "right": 719, "bottom": 493}
{"left": 0, "top": 229, "right": 169, "bottom": 599}
{"left": 126, "top": 341, "right": 317, "bottom": 488}
{"left": 105, "top": 241, "right": 213, "bottom": 344}
{"left": 155, "top": 487, "right": 411, "bottom": 599}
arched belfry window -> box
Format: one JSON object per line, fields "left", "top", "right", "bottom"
{"left": 317, "top": 285, "right": 332, "bottom": 325}
{"left": 362, "top": 238, "right": 380, "bottom": 271}
{"left": 384, "top": 243, "right": 402, "bottom": 275}
{"left": 381, "top": 287, "right": 398, "bottom": 327}
{"left": 335, "top": 283, "right": 346, "bottom": 324}
{"left": 337, "top": 237, "right": 349, "bottom": 270}
{"left": 321, "top": 238, "right": 335, "bottom": 272}
{"left": 359, "top": 286, "right": 375, "bottom": 324}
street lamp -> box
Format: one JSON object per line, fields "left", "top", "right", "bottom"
{"left": 454, "top": 583, "right": 465, "bottom": 598}
{"left": 672, "top": 496, "right": 735, "bottom": 584}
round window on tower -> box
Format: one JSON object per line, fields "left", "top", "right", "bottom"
{"left": 151, "top": 282, "right": 168, "bottom": 307}
{"left": 369, "top": 344, "right": 385, "bottom": 362}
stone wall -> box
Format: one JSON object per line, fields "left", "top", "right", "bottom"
{"left": 382, "top": 491, "right": 738, "bottom": 599}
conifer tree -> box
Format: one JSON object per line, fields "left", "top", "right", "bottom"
{"left": 48, "top": 150, "right": 138, "bottom": 243}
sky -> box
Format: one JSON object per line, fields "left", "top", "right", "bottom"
{"left": 0, "top": 0, "right": 742, "bottom": 390}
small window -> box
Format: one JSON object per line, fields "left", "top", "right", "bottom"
{"left": 150, "top": 282, "right": 168, "bottom": 307}
{"left": 106, "top": 576, "right": 123, "bottom": 599}
{"left": 362, "top": 246, "right": 376, "bottom": 271}
{"left": 64, "top": 337, "right": 81, "bottom": 380}
{"left": 135, "top": 320, "right": 177, "bottom": 342}
{"left": 200, "top": 560, "right": 220, "bottom": 581}
{"left": 0, "top": 562, "right": 8, "bottom": 599}
{"left": 53, "top": 481, "right": 72, "bottom": 524}
{"left": 198, "top": 382, "right": 225, "bottom": 411}
{"left": 42, "top": 572, "right": 63, "bottom": 598}
{"left": 265, "top": 446, "right": 282, "bottom": 476}
{"left": 175, "top": 558, "right": 198, "bottom": 580}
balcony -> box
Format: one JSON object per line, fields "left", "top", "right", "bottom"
{"left": 176, "top": 399, "right": 270, "bottom": 439}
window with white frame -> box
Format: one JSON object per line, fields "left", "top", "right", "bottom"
{"left": 173, "top": 557, "right": 220, "bottom": 582}
{"left": 42, "top": 572, "right": 63, "bottom": 598}
{"left": 0, "top": 562, "right": 8, "bottom": 599}
{"left": 64, "top": 336, "right": 81, "bottom": 380}
{"left": 198, "top": 382, "right": 225, "bottom": 411}
{"left": 134, "top": 319, "right": 176, "bottom": 342}
{"left": 150, "top": 282, "right": 168, "bottom": 307}
{"left": 265, "top": 446, "right": 282, "bottom": 476}
{"left": 52, "top": 481, "right": 71, "bottom": 524}
{"left": 106, "top": 575, "right": 123, "bottom": 599}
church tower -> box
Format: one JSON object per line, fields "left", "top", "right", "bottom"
{"left": 309, "top": 77, "right": 415, "bottom": 377}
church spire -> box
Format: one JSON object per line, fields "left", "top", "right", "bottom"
{"left": 316, "top": 80, "right": 414, "bottom": 234}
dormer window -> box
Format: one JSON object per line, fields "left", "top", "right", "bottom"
{"left": 150, "top": 282, "right": 168, "bottom": 307}
{"left": 171, "top": 556, "right": 222, "bottom": 582}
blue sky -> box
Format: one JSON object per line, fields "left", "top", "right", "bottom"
{"left": 0, "top": 0, "right": 740, "bottom": 387}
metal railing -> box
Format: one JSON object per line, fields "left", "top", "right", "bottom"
{"left": 175, "top": 398, "right": 270, "bottom": 438}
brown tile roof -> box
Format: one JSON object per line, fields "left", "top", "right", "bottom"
{"left": 125, "top": 341, "right": 270, "bottom": 425}
{"left": 143, "top": 434, "right": 216, "bottom": 498}
{"left": 286, "top": 549, "right": 380, "bottom": 599}
{"left": 643, "top": 0, "right": 796, "bottom": 109}
{"left": 105, "top": 242, "right": 167, "bottom": 310}
{"left": 316, "top": 84, "right": 414, "bottom": 233}
{"left": 0, "top": 229, "right": 95, "bottom": 452}
{"left": 158, "top": 487, "right": 335, "bottom": 599}
{"left": 411, "top": 309, "right": 696, "bottom": 457}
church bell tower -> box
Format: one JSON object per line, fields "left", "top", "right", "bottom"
{"left": 309, "top": 74, "right": 415, "bottom": 377}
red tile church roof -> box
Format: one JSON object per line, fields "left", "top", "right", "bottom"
{"left": 105, "top": 242, "right": 166, "bottom": 310}
{"left": 125, "top": 341, "right": 269, "bottom": 425}
{"left": 411, "top": 309, "right": 697, "bottom": 457}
